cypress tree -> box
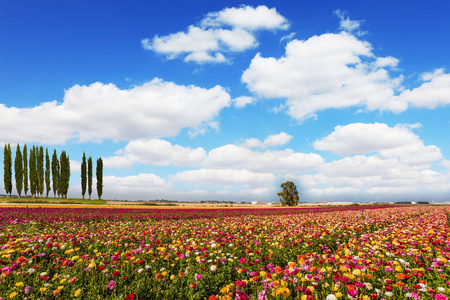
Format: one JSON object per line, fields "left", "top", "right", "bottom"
{"left": 14, "top": 144, "right": 23, "bottom": 198}
{"left": 3, "top": 144, "right": 12, "bottom": 197}
{"left": 45, "top": 148, "right": 51, "bottom": 198}
{"left": 88, "top": 157, "right": 93, "bottom": 200}
{"left": 59, "top": 151, "right": 70, "bottom": 198}
{"left": 81, "top": 152, "right": 87, "bottom": 199}
{"left": 51, "top": 150, "right": 59, "bottom": 198}
{"left": 29, "top": 146, "right": 37, "bottom": 198}
{"left": 96, "top": 157, "right": 103, "bottom": 200}
{"left": 23, "top": 144, "right": 28, "bottom": 197}
{"left": 37, "top": 146, "right": 44, "bottom": 197}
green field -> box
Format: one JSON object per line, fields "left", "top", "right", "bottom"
{"left": 0, "top": 197, "right": 107, "bottom": 205}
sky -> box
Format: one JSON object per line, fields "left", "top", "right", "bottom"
{"left": 1, "top": 0, "right": 449, "bottom": 202}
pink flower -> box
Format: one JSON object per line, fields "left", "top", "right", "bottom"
{"left": 108, "top": 280, "right": 116, "bottom": 290}
{"left": 348, "top": 289, "right": 358, "bottom": 297}
{"left": 195, "top": 273, "right": 202, "bottom": 280}
{"left": 239, "top": 257, "right": 246, "bottom": 264}
{"left": 435, "top": 294, "right": 449, "bottom": 300}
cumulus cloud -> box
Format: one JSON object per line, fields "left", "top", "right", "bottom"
{"left": 232, "top": 96, "right": 256, "bottom": 108}
{"left": 314, "top": 123, "right": 424, "bottom": 155}
{"left": 0, "top": 79, "right": 231, "bottom": 145}
{"left": 142, "top": 5, "right": 288, "bottom": 64}
{"left": 104, "top": 139, "right": 206, "bottom": 169}
{"left": 242, "top": 30, "right": 450, "bottom": 121}
{"left": 394, "top": 69, "right": 450, "bottom": 109}
{"left": 171, "top": 168, "right": 276, "bottom": 188}
{"left": 203, "top": 144, "right": 323, "bottom": 174}
{"left": 240, "top": 132, "right": 293, "bottom": 149}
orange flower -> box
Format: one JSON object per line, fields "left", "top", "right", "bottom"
{"left": 16, "top": 256, "right": 28, "bottom": 264}
{"left": 396, "top": 273, "right": 406, "bottom": 280}
{"left": 396, "top": 281, "right": 405, "bottom": 287}
{"left": 208, "top": 295, "right": 219, "bottom": 300}
{"left": 252, "top": 276, "right": 259, "bottom": 282}
{"left": 178, "top": 272, "right": 185, "bottom": 278}
{"left": 155, "top": 273, "right": 164, "bottom": 281}
{"left": 346, "top": 284, "right": 356, "bottom": 290}
{"left": 366, "top": 274, "right": 373, "bottom": 279}
{"left": 275, "top": 266, "right": 284, "bottom": 275}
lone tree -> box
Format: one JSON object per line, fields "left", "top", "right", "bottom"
{"left": 277, "top": 181, "right": 299, "bottom": 206}
{"left": 88, "top": 157, "right": 93, "bottom": 200}
{"left": 96, "top": 157, "right": 103, "bottom": 200}
{"left": 3, "top": 144, "right": 12, "bottom": 197}
{"left": 14, "top": 144, "right": 23, "bottom": 198}
{"left": 81, "top": 152, "right": 87, "bottom": 199}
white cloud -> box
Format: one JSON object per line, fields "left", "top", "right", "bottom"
{"left": 201, "top": 5, "right": 289, "bottom": 31}
{"left": 70, "top": 160, "right": 81, "bottom": 174}
{"left": 171, "top": 168, "right": 276, "bottom": 188}
{"left": 104, "top": 139, "right": 206, "bottom": 169}
{"left": 242, "top": 30, "right": 450, "bottom": 121}
{"left": 233, "top": 96, "right": 256, "bottom": 108}
{"left": 334, "top": 10, "right": 367, "bottom": 36}
{"left": 203, "top": 144, "right": 323, "bottom": 174}
{"left": 314, "top": 123, "right": 423, "bottom": 155}
{"left": 394, "top": 69, "right": 450, "bottom": 109}
{"left": 0, "top": 79, "right": 231, "bottom": 145}
{"left": 240, "top": 132, "right": 293, "bottom": 149}
{"left": 143, "top": 5, "right": 288, "bottom": 64}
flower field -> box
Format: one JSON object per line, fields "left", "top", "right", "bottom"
{"left": 1, "top": 205, "right": 449, "bottom": 300}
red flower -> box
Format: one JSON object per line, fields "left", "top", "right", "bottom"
{"left": 124, "top": 293, "right": 134, "bottom": 300}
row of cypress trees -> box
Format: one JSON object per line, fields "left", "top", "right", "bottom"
{"left": 3, "top": 144, "right": 103, "bottom": 200}
{"left": 80, "top": 152, "right": 103, "bottom": 200}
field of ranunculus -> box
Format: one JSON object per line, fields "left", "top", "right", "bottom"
{"left": 0, "top": 205, "right": 449, "bottom": 300}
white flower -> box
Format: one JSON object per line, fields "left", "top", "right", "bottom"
{"left": 326, "top": 294, "right": 337, "bottom": 300}
{"left": 27, "top": 268, "right": 35, "bottom": 274}
{"left": 210, "top": 265, "right": 217, "bottom": 272}
{"left": 145, "top": 265, "right": 151, "bottom": 269}
{"left": 385, "top": 291, "right": 393, "bottom": 297}
{"left": 137, "top": 268, "right": 144, "bottom": 273}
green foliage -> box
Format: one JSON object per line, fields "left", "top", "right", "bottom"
{"left": 51, "top": 150, "right": 59, "bottom": 198}
{"left": 277, "top": 181, "right": 300, "bottom": 206}
{"left": 96, "top": 157, "right": 103, "bottom": 200}
{"left": 59, "top": 151, "right": 70, "bottom": 198}
{"left": 23, "top": 144, "right": 28, "bottom": 197}
{"left": 3, "top": 144, "right": 12, "bottom": 197}
{"left": 37, "top": 146, "right": 44, "bottom": 197}
{"left": 88, "top": 157, "right": 93, "bottom": 200}
{"left": 45, "top": 148, "right": 51, "bottom": 198}
{"left": 81, "top": 152, "right": 87, "bottom": 199}
{"left": 14, "top": 144, "right": 23, "bottom": 197}
{"left": 29, "top": 146, "right": 37, "bottom": 197}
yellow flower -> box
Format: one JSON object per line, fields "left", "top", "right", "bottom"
{"left": 335, "top": 292, "right": 343, "bottom": 298}
{"left": 301, "top": 296, "right": 308, "bottom": 300}
{"left": 74, "top": 289, "right": 81, "bottom": 297}
{"left": 352, "top": 269, "right": 361, "bottom": 276}
{"left": 58, "top": 285, "right": 64, "bottom": 290}
{"left": 15, "top": 282, "right": 24, "bottom": 287}
{"left": 395, "top": 266, "right": 402, "bottom": 272}
{"left": 9, "top": 292, "right": 18, "bottom": 299}
{"left": 40, "top": 287, "right": 47, "bottom": 292}
{"left": 60, "top": 279, "right": 67, "bottom": 284}
{"left": 71, "top": 256, "right": 79, "bottom": 261}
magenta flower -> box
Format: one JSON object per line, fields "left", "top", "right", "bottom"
{"left": 435, "top": 294, "right": 448, "bottom": 300}
{"left": 108, "top": 280, "right": 116, "bottom": 290}
{"left": 195, "top": 273, "right": 202, "bottom": 280}
{"left": 348, "top": 289, "right": 358, "bottom": 297}
{"left": 239, "top": 257, "right": 246, "bottom": 264}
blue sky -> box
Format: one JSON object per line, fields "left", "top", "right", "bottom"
{"left": 1, "top": 0, "right": 449, "bottom": 202}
